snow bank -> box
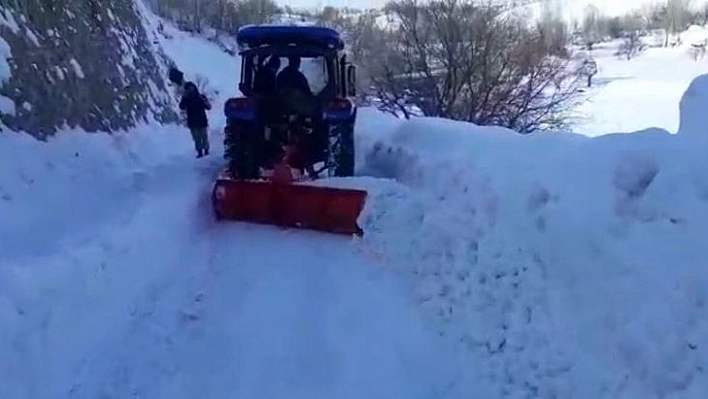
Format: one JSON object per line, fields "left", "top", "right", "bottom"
{"left": 0, "top": 126, "right": 198, "bottom": 261}
{"left": 680, "top": 25, "right": 708, "bottom": 47}
{"left": 0, "top": 9, "right": 229, "bottom": 394}
{"left": 0, "top": 125, "right": 224, "bottom": 397}
{"left": 354, "top": 97, "right": 708, "bottom": 396}
{"left": 678, "top": 73, "right": 708, "bottom": 141}
{"left": 0, "top": 15, "right": 233, "bottom": 395}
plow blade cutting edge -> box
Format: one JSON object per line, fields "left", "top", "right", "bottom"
{"left": 212, "top": 178, "right": 367, "bottom": 236}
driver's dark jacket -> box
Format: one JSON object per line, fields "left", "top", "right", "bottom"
{"left": 276, "top": 67, "right": 312, "bottom": 95}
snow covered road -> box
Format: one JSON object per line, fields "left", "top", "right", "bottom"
{"left": 80, "top": 226, "right": 464, "bottom": 399}
{"left": 1, "top": 140, "right": 467, "bottom": 398}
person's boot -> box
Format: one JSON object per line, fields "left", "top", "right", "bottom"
{"left": 204, "top": 146, "right": 209, "bottom": 155}
{"left": 196, "top": 149, "right": 204, "bottom": 158}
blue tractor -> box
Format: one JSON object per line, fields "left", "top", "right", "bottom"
{"left": 213, "top": 25, "right": 366, "bottom": 236}
{"left": 222, "top": 24, "right": 358, "bottom": 180}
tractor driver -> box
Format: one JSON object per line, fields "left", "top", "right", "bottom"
{"left": 275, "top": 56, "right": 321, "bottom": 179}
{"left": 276, "top": 56, "right": 312, "bottom": 98}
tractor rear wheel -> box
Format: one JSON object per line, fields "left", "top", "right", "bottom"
{"left": 224, "top": 121, "right": 260, "bottom": 179}
{"left": 332, "top": 124, "right": 355, "bottom": 177}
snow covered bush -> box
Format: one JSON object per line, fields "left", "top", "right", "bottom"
{"left": 616, "top": 31, "right": 646, "bottom": 60}
{"left": 0, "top": 2, "right": 178, "bottom": 139}
{"left": 688, "top": 41, "right": 707, "bottom": 60}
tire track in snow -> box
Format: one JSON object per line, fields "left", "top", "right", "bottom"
{"left": 67, "top": 218, "right": 469, "bottom": 398}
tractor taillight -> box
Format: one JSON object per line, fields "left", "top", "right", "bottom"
{"left": 227, "top": 97, "right": 249, "bottom": 110}
{"left": 224, "top": 97, "right": 254, "bottom": 120}
{"left": 233, "top": 98, "right": 249, "bottom": 109}
{"left": 214, "top": 185, "right": 226, "bottom": 200}
{"left": 326, "top": 98, "right": 351, "bottom": 111}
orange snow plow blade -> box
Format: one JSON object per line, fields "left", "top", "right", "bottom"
{"left": 212, "top": 178, "right": 366, "bottom": 236}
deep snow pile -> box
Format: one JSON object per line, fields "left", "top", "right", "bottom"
{"left": 351, "top": 78, "right": 708, "bottom": 397}
{"left": 0, "top": 125, "right": 211, "bottom": 397}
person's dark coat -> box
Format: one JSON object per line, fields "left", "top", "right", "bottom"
{"left": 253, "top": 56, "right": 280, "bottom": 96}
{"left": 276, "top": 66, "right": 312, "bottom": 96}
{"left": 276, "top": 65, "right": 316, "bottom": 115}
{"left": 179, "top": 82, "right": 211, "bottom": 129}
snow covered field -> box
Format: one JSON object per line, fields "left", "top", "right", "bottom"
{"left": 571, "top": 37, "right": 708, "bottom": 136}
{"left": 2, "top": 6, "right": 708, "bottom": 399}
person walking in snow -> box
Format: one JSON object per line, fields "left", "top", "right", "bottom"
{"left": 179, "top": 81, "right": 211, "bottom": 158}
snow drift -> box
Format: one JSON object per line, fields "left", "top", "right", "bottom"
{"left": 353, "top": 75, "right": 708, "bottom": 397}
{"left": 679, "top": 73, "right": 708, "bottom": 141}
{"left": 0, "top": 126, "right": 216, "bottom": 397}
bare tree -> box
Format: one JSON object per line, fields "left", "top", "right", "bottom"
{"left": 616, "top": 31, "right": 646, "bottom": 59}
{"left": 697, "top": 3, "right": 708, "bottom": 25}
{"left": 582, "top": 4, "right": 602, "bottom": 50}
{"left": 537, "top": 0, "right": 570, "bottom": 57}
{"left": 639, "top": 3, "right": 664, "bottom": 29}
{"left": 366, "top": 0, "right": 582, "bottom": 133}
{"left": 665, "top": 0, "right": 692, "bottom": 46}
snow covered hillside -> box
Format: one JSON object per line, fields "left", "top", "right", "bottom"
{"left": 0, "top": 2, "right": 177, "bottom": 138}
{"left": 2, "top": 7, "right": 708, "bottom": 399}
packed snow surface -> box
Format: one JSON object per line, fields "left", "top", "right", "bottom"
{"left": 2, "top": 10, "right": 708, "bottom": 399}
